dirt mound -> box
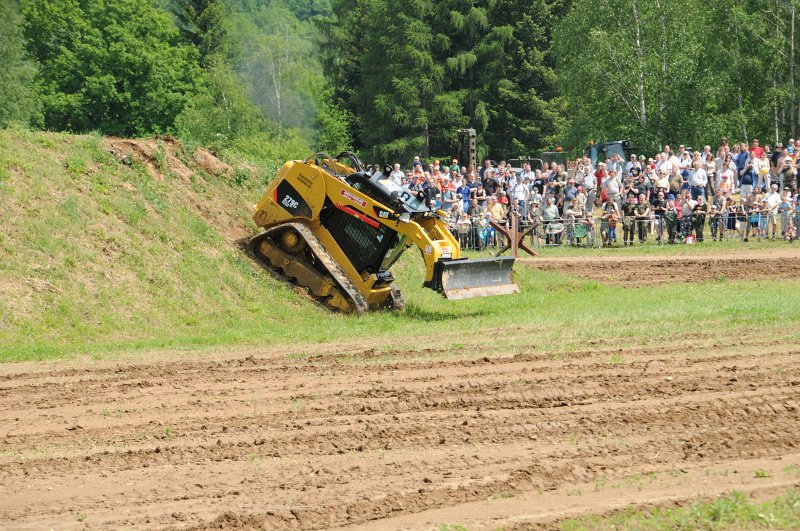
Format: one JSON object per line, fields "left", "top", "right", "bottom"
{"left": 104, "top": 136, "right": 250, "bottom": 243}
{"left": 521, "top": 248, "right": 800, "bottom": 286}
{"left": 1, "top": 331, "right": 799, "bottom": 529}
{"left": 104, "top": 136, "right": 233, "bottom": 182}
{"left": 195, "top": 147, "right": 234, "bottom": 178}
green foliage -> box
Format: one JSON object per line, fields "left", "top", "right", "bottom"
{"left": 315, "top": 85, "right": 353, "bottom": 153}
{"left": 22, "top": 0, "right": 203, "bottom": 136}
{"left": 554, "top": 0, "right": 800, "bottom": 151}
{"left": 232, "top": 0, "right": 324, "bottom": 139}
{"left": 0, "top": 0, "right": 40, "bottom": 127}
{"left": 175, "top": 60, "right": 267, "bottom": 149}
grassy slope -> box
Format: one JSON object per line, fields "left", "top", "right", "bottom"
{"left": 1, "top": 129, "right": 800, "bottom": 361}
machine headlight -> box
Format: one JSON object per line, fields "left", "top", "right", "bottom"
{"left": 399, "top": 213, "right": 411, "bottom": 223}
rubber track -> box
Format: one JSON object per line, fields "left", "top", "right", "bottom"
{"left": 248, "top": 222, "right": 368, "bottom": 315}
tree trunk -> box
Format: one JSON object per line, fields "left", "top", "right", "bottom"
{"left": 632, "top": 0, "right": 647, "bottom": 129}
{"left": 774, "top": 75, "right": 780, "bottom": 145}
{"left": 269, "top": 47, "right": 283, "bottom": 128}
{"left": 654, "top": 0, "right": 668, "bottom": 141}
{"left": 424, "top": 122, "right": 430, "bottom": 158}
{"left": 732, "top": 10, "right": 748, "bottom": 143}
{"left": 791, "top": 1, "right": 797, "bottom": 138}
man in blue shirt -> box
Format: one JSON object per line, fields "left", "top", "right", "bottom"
{"left": 736, "top": 143, "right": 750, "bottom": 196}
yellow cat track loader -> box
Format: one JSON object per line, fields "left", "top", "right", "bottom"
{"left": 249, "top": 152, "right": 518, "bottom": 314}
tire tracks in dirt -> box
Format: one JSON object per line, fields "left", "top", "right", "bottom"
{"left": 1, "top": 335, "right": 799, "bottom": 529}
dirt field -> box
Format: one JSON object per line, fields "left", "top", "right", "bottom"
{"left": 2, "top": 250, "right": 800, "bottom": 530}
{"left": 521, "top": 247, "right": 800, "bottom": 286}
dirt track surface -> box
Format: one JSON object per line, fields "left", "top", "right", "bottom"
{"left": 1, "top": 330, "right": 800, "bottom": 530}
{"left": 520, "top": 247, "right": 800, "bottom": 285}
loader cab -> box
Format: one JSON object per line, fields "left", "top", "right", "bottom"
{"left": 344, "top": 171, "right": 430, "bottom": 214}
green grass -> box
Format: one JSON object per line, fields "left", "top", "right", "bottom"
{"left": 526, "top": 236, "right": 791, "bottom": 257}
{"left": 2, "top": 129, "right": 800, "bottom": 362}
{"left": 560, "top": 490, "right": 800, "bottom": 530}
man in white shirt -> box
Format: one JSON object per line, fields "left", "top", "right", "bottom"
{"left": 763, "top": 183, "right": 781, "bottom": 239}
{"left": 688, "top": 162, "right": 708, "bottom": 200}
{"left": 576, "top": 162, "right": 596, "bottom": 213}
{"left": 625, "top": 154, "right": 638, "bottom": 177}
{"left": 389, "top": 163, "right": 405, "bottom": 186}
{"left": 604, "top": 169, "right": 623, "bottom": 211}
{"left": 512, "top": 177, "right": 529, "bottom": 217}
{"left": 607, "top": 154, "right": 623, "bottom": 176}
{"left": 659, "top": 154, "right": 673, "bottom": 176}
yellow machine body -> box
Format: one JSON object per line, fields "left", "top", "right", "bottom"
{"left": 250, "top": 153, "right": 518, "bottom": 314}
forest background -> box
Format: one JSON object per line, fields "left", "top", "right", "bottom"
{"left": 2, "top": 0, "right": 800, "bottom": 165}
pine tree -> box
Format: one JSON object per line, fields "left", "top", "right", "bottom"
{"left": 173, "top": 0, "right": 231, "bottom": 63}
{"left": 356, "top": 0, "right": 444, "bottom": 161}
{"left": 480, "top": 0, "right": 562, "bottom": 157}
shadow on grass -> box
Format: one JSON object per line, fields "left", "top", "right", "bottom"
{"left": 399, "top": 303, "right": 489, "bottom": 321}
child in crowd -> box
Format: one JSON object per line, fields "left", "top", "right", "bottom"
{"left": 780, "top": 191, "right": 795, "bottom": 241}
{"left": 601, "top": 200, "right": 619, "bottom": 246}
{"left": 745, "top": 191, "right": 762, "bottom": 241}
{"left": 709, "top": 204, "right": 722, "bottom": 241}
{"left": 664, "top": 198, "right": 679, "bottom": 244}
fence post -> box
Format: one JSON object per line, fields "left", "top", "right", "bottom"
{"left": 511, "top": 211, "right": 518, "bottom": 258}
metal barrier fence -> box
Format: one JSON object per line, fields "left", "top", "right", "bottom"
{"left": 447, "top": 209, "right": 798, "bottom": 251}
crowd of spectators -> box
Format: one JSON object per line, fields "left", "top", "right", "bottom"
{"left": 385, "top": 137, "right": 800, "bottom": 248}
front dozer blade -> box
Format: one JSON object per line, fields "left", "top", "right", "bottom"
{"left": 436, "top": 257, "right": 519, "bottom": 300}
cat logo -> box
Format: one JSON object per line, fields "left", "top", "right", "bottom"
{"left": 281, "top": 195, "right": 300, "bottom": 210}
{"left": 378, "top": 210, "right": 390, "bottom": 219}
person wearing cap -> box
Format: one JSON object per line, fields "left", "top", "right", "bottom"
{"left": 564, "top": 177, "right": 578, "bottom": 203}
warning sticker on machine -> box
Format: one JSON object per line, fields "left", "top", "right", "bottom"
{"left": 339, "top": 189, "right": 367, "bottom": 207}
